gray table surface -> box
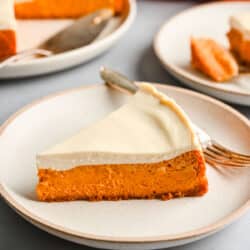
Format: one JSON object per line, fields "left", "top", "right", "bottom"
{"left": 0, "top": 1, "right": 249, "bottom": 250}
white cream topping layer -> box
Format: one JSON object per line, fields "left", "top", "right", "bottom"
{"left": 230, "top": 13, "right": 250, "bottom": 40}
{"left": 37, "top": 83, "right": 201, "bottom": 170}
{"left": 0, "top": 0, "right": 16, "bottom": 30}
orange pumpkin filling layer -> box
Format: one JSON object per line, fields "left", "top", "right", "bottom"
{"left": 15, "top": 0, "right": 124, "bottom": 19}
{"left": 0, "top": 30, "right": 16, "bottom": 60}
{"left": 37, "top": 150, "right": 208, "bottom": 202}
{"left": 227, "top": 28, "right": 250, "bottom": 65}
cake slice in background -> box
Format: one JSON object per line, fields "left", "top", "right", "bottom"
{"left": 0, "top": 0, "right": 16, "bottom": 60}
{"left": 191, "top": 37, "right": 238, "bottom": 82}
{"left": 227, "top": 13, "right": 250, "bottom": 65}
{"left": 36, "top": 83, "right": 208, "bottom": 202}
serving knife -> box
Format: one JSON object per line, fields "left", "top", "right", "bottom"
{"left": 40, "top": 8, "right": 114, "bottom": 53}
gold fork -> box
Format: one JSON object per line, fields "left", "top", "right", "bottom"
{"left": 100, "top": 67, "right": 250, "bottom": 168}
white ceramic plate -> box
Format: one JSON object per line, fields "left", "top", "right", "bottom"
{"left": 0, "top": 84, "right": 250, "bottom": 250}
{"left": 0, "top": 0, "right": 136, "bottom": 79}
{"left": 154, "top": 2, "right": 250, "bottom": 106}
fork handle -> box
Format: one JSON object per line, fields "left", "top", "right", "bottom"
{"left": 100, "top": 66, "right": 138, "bottom": 94}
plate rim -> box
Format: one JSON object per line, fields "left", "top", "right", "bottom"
{"left": 5, "top": 0, "right": 136, "bottom": 68}
{"left": 153, "top": 1, "right": 250, "bottom": 97}
{"left": 0, "top": 83, "right": 249, "bottom": 243}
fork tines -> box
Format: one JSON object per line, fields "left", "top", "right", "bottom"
{"left": 204, "top": 140, "right": 250, "bottom": 168}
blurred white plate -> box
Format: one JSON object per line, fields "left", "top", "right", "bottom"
{"left": 0, "top": 0, "right": 136, "bottom": 79}
{"left": 0, "top": 83, "right": 249, "bottom": 249}
{"left": 154, "top": 2, "right": 250, "bottom": 106}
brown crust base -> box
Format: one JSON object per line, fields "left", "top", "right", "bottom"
{"left": 37, "top": 150, "right": 208, "bottom": 202}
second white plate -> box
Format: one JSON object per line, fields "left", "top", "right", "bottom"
{"left": 0, "top": 0, "right": 136, "bottom": 79}
{"left": 154, "top": 1, "right": 250, "bottom": 106}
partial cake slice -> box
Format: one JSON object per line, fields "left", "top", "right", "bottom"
{"left": 0, "top": 0, "right": 16, "bottom": 60}
{"left": 37, "top": 83, "right": 208, "bottom": 202}
{"left": 227, "top": 13, "right": 250, "bottom": 65}
{"left": 191, "top": 37, "right": 238, "bottom": 82}
{"left": 15, "top": 0, "right": 124, "bottom": 19}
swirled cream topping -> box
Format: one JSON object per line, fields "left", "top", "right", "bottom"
{"left": 37, "top": 83, "right": 201, "bottom": 170}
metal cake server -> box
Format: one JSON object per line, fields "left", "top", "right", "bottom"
{"left": 100, "top": 67, "right": 250, "bottom": 168}
{"left": 39, "top": 8, "right": 114, "bottom": 53}
{"left": 0, "top": 9, "right": 113, "bottom": 69}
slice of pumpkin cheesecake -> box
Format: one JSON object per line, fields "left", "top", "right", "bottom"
{"left": 36, "top": 83, "right": 208, "bottom": 202}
